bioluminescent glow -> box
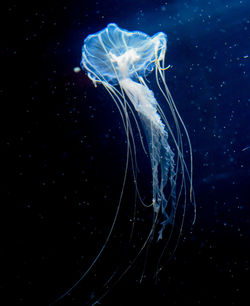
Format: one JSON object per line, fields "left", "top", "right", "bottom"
{"left": 54, "top": 23, "right": 196, "bottom": 305}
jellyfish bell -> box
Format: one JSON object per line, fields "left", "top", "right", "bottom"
{"left": 53, "top": 23, "right": 195, "bottom": 305}
{"left": 81, "top": 23, "right": 167, "bottom": 85}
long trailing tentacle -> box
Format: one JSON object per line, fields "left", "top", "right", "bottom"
{"left": 152, "top": 50, "right": 196, "bottom": 278}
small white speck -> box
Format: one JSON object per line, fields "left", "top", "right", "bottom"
{"left": 73, "top": 67, "right": 81, "bottom": 73}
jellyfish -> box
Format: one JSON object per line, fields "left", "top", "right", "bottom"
{"left": 54, "top": 23, "right": 195, "bottom": 304}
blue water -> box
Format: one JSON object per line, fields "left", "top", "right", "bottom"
{"left": 1, "top": 0, "right": 250, "bottom": 305}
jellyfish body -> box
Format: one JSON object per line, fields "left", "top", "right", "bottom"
{"left": 82, "top": 23, "right": 192, "bottom": 239}
{"left": 53, "top": 23, "right": 195, "bottom": 304}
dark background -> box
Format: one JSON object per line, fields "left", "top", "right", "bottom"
{"left": 1, "top": 0, "right": 250, "bottom": 305}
